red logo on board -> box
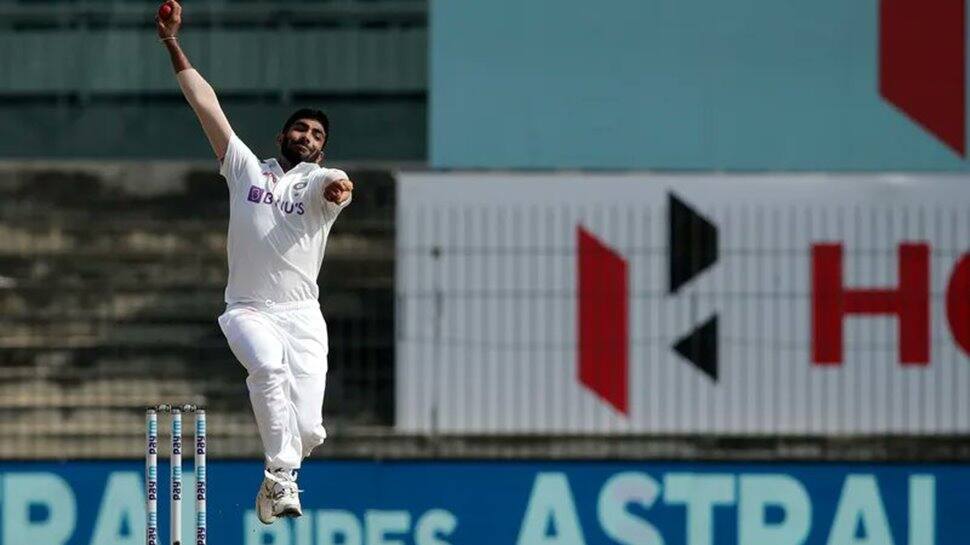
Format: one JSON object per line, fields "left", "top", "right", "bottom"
{"left": 880, "top": 0, "right": 966, "bottom": 155}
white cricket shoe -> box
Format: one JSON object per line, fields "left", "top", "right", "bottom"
{"left": 256, "top": 468, "right": 302, "bottom": 524}
{"left": 256, "top": 471, "right": 279, "bottom": 524}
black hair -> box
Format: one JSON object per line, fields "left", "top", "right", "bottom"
{"left": 281, "top": 108, "right": 330, "bottom": 147}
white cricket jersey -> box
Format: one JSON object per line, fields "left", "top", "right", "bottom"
{"left": 220, "top": 133, "right": 350, "bottom": 305}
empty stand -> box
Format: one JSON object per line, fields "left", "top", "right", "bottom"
{"left": 0, "top": 161, "right": 395, "bottom": 458}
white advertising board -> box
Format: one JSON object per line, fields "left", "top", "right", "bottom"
{"left": 396, "top": 173, "right": 970, "bottom": 434}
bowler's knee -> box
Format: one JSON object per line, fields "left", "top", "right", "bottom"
{"left": 245, "top": 357, "right": 287, "bottom": 391}
{"left": 300, "top": 425, "right": 326, "bottom": 458}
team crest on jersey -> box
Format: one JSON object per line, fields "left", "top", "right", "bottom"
{"left": 262, "top": 170, "right": 279, "bottom": 184}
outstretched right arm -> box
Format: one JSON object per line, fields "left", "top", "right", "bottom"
{"left": 157, "top": 1, "right": 232, "bottom": 160}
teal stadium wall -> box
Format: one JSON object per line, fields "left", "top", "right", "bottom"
{"left": 431, "top": 0, "right": 970, "bottom": 170}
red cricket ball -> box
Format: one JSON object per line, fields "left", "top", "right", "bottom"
{"left": 158, "top": 3, "right": 173, "bottom": 20}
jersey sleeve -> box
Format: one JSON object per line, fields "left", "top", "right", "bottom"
{"left": 219, "top": 133, "right": 259, "bottom": 192}
{"left": 311, "top": 168, "right": 353, "bottom": 224}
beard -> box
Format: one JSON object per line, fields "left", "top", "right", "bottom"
{"left": 280, "top": 137, "right": 321, "bottom": 165}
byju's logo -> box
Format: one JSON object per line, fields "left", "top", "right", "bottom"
{"left": 576, "top": 193, "right": 720, "bottom": 415}
{"left": 245, "top": 185, "right": 306, "bottom": 215}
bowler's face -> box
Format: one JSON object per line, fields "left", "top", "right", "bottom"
{"left": 280, "top": 119, "right": 326, "bottom": 164}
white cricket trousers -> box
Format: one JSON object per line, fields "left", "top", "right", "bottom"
{"left": 218, "top": 300, "right": 329, "bottom": 471}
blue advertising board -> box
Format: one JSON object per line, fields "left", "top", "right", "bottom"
{"left": 0, "top": 460, "right": 963, "bottom": 544}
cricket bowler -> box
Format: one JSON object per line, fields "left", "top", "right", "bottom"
{"left": 156, "top": 0, "right": 354, "bottom": 523}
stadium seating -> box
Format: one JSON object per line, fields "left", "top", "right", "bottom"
{"left": 0, "top": 162, "right": 395, "bottom": 458}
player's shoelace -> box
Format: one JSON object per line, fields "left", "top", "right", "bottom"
{"left": 264, "top": 469, "right": 304, "bottom": 499}
{"left": 271, "top": 483, "right": 298, "bottom": 501}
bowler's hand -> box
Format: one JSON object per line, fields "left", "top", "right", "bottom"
{"left": 324, "top": 179, "right": 353, "bottom": 205}
{"left": 156, "top": 1, "right": 183, "bottom": 39}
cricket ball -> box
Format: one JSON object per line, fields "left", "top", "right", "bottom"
{"left": 158, "top": 3, "right": 173, "bottom": 20}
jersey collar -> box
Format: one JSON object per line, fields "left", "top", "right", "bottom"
{"left": 264, "top": 158, "right": 320, "bottom": 178}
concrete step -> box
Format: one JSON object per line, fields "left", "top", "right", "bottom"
{"left": 0, "top": 321, "right": 221, "bottom": 349}
{"left": 0, "top": 286, "right": 392, "bottom": 321}
{"left": 0, "top": 165, "right": 395, "bottom": 224}
{"left": 0, "top": 408, "right": 254, "bottom": 437}
{"left": 0, "top": 249, "right": 391, "bottom": 290}
{"left": 0, "top": 225, "right": 391, "bottom": 259}
{"left": 0, "top": 378, "right": 206, "bottom": 410}
{"left": 0, "top": 408, "right": 261, "bottom": 459}
{"left": 0, "top": 344, "right": 233, "bottom": 367}
{"left": 0, "top": 221, "right": 223, "bottom": 255}
{"left": 0, "top": 289, "right": 223, "bottom": 319}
